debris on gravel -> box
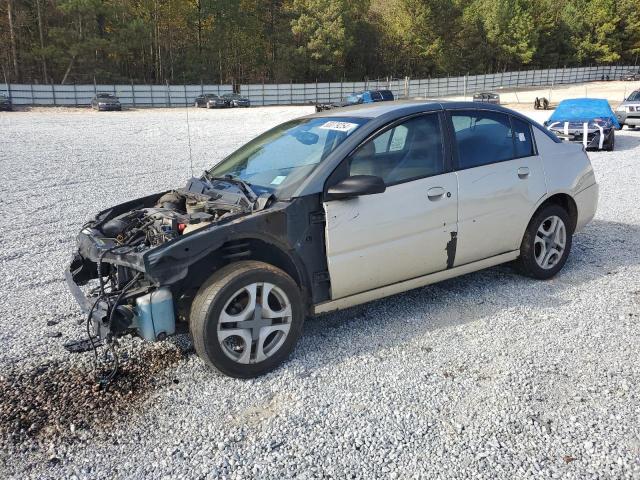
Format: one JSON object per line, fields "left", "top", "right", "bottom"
{"left": 0, "top": 106, "right": 639, "bottom": 479}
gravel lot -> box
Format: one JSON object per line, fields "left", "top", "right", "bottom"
{"left": 0, "top": 105, "right": 639, "bottom": 479}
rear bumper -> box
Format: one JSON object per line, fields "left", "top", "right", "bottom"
{"left": 574, "top": 183, "right": 599, "bottom": 233}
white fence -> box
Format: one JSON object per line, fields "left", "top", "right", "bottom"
{"left": 1, "top": 65, "right": 635, "bottom": 107}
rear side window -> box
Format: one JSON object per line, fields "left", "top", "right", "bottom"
{"left": 511, "top": 117, "right": 535, "bottom": 158}
{"left": 451, "top": 110, "right": 514, "bottom": 169}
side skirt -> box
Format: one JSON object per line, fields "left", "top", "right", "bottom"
{"left": 313, "top": 250, "right": 519, "bottom": 315}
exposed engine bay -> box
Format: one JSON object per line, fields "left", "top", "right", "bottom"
{"left": 99, "top": 176, "right": 264, "bottom": 250}
{"left": 66, "top": 175, "right": 275, "bottom": 382}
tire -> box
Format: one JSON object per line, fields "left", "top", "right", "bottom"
{"left": 190, "top": 261, "right": 305, "bottom": 378}
{"left": 517, "top": 204, "right": 573, "bottom": 280}
{"left": 604, "top": 130, "right": 615, "bottom": 151}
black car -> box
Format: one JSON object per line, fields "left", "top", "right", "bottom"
{"left": 91, "top": 93, "right": 122, "bottom": 111}
{"left": 473, "top": 92, "right": 500, "bottom": 104}
{"left": 194, "top": 93, "right": 227, "bottom": 108}
{"left": 316, "top": 89, "right": 394, "bottom": 112}
{"left": 223, "top": 93, "right": 250, "bottom": 108}
{"left": 0, "top": 93, "right": 12, "bottom": 111}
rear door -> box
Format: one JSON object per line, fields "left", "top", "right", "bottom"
{"left": 323, "top": 112, "right": 459, "bottom": 299}
{"left": 448, "top": 109, "right": 547, "bottom": 266}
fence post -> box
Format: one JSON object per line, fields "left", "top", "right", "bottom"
{"left": 315, "top": 79, "right": 318, "bottom": 104}
{"left": 29, "top": 83, "right": 34, "bottom": 105}
{"left": 166, "top": 80, "right": 170, "bottom": 107}
{"left": 7, "top": 82, "right": 12, "bottom": 103}
{"left": 131, "top": 80, "right": 136, "bottom": 108}
{"left": 262, "top": 78, "right": 265, "bottom": 106}
{"left": 290, "top": 79, "right": 293, "bottom": 104}
{"left": 73, "top": 82, "right": 78, "bottom": 106}
{"left": 51, "top": 83, "right": 56, "bottom": 106}
{"left": 151, "top": 84, "right": 154, "bottom": 108}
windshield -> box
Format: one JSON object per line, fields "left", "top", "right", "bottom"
{"left": 97, "top": 94, "right": 115, "bottom": 99}
{"left": 627, "top": 91, "right": 640, "bottom": 101}
{"left": 208, "top": 116, "right": 368, "bottom": 198}
{"left": 345, "top": 94, "right": 361, "bottom": 104}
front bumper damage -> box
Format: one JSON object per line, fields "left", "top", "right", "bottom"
{"left": 66, "top": 236, "right": 177, "bottom": 343}
{"left": 65, "top": 196, "right": 185, "bottom": 344}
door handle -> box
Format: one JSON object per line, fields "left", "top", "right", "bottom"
{"left": 427, "top": 187, "right": 446, "bottom": 200}
{"left": 517, "top": 167, "right": 530, "bottom": 179}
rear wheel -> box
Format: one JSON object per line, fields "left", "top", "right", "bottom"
{"left": 517, "top": 205, "right": 573, "bottom": 280}
{"left": 190, "top": 261, "right": 305, "bottom": 378}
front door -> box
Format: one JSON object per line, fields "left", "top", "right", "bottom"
{"left": 323, "top": 112, "right": 459, "bottom": 300}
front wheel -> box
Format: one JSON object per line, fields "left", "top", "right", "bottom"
{"left": 604, "top": 130, "right": 615, "bottom": 151}
{"left": 517, "top": 205, "right": 573, "bottom": 280}
{"left": 190, "top": 261, "right": 305, "bottom": 378}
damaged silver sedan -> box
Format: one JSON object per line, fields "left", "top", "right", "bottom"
{"left": 67, "top": 101, "right": 599, "bottom": 378}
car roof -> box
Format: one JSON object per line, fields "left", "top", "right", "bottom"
{"left": 307, "top": 99, "right": 519, "bottom": 119}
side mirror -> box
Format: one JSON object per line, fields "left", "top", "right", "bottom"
{"left": 326, "top": 175, "right": 386, "bottom": 201}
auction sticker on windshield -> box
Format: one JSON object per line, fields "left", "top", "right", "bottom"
{"left": 319, "top": 121, "right": 359, "bottom": 132}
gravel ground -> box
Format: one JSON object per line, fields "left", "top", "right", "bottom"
{"left": 0, "top": 106, "right": 639, "bottom": 479}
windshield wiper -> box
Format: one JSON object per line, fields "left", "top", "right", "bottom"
{"left": 203, "top": 172, "right": 257, "bottom": 203}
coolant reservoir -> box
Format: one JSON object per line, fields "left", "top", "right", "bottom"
{"left": 182, "top": 221, "right": 211, "bottom": 235}
{"left": 135, "top": 288, "right": 176, "bottom": 341}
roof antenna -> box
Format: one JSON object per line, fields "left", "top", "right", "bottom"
{"left": 183, "top": 81, "right": 195, "bottom": 177}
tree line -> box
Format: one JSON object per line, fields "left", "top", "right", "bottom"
{"left": 2, "top": 0, "right": 639, "bottom": 85}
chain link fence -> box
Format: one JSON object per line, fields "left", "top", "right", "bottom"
{"left": 1, "top": 65, "right": 636, "bottom": 108}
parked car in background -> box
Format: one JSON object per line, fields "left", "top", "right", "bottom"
{"left": 67, "top": 101, "right": 598, "bottom": 378}
{"left": 316, "top": 89, "right": 394, "bottom": 112}
{"left": 91, "top": 93, "right": 121, "bottom": 111}
{"left": 621, "top": 71, "right": 640, "bottom": 81}
{"left": 545, "top": 98, "right": 618, "bottom": 151}
{"left": 0, "top": 93, "right": 12, "bottom": 111}
{"left": 194, "top": 93, "right": 227, "bottom": 108}
{"left": 223, "top": 93, "right": 250, "bottom": 108}
{"left": 615, "top": 90, "right": 640, "bottom": 129}
{"left": 473, "top": 92, "right": 500, "bottom": 104}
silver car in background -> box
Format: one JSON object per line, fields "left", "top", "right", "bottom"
{"left": 223, "top": 93, "right": 250, "bottom": 107}
{"left": 616, "top": 90, "right": 640, "bottom": 128}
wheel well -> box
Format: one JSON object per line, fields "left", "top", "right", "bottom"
{"left": 537, "top": 193, "right": 578, "bottom": 232}
{"left": 183, "top": 238, "right": 307, "bottom": 299}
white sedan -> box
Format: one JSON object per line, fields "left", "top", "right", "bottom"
{"left": 68, "top": 100, "right": 599, "bottom": 378}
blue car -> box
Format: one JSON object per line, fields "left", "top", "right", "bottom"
{"left": 316, "top": 89, "right": 394, "bottom": 112}
{"left": 544, "top": 98, "right": 618, "bottom": 151}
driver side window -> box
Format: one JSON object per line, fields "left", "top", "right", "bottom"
{"left": 349, "top": 114, "right": 444, "bottom": 185}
